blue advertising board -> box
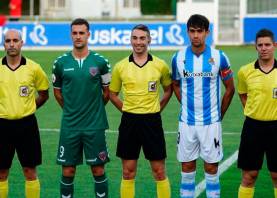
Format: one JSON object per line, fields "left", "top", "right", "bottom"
{"left": 0, "top": 21, "right": 213, "bottom": 48}
{"left": 244, "top": 17, "right": 277, "bottom": 44}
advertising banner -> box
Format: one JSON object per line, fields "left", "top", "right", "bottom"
{"left": 0, "top": 21, "right": 213, "bottom": 49}
{"left": 244, "top": 17, "right": 277, "bottom": 44}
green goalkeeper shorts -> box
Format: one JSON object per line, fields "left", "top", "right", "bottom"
{"left": 56, "top": 129, "right": 110, "bottom": 166}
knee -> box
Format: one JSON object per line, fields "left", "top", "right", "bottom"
{"left": 91, "top": 165, "right": 105, "bottom": 176}
{"left": 270, "top": 172, "right": 277, "bottom": 187}
{"left": 204, "top": 163, "right": 218, "bottom": 174}
{"left": 62, "top": 166, "right": 76, "bottom": 177}
{"left": 0, "top": 169, "right": 9, "bottom": 181}
{"left": 241, "top": 171, "right": 258, "bottom": 187}
{"left": 204, "top": 166, "right": 218, "bottom": 175}
{"left": 182, "top": 161, "right": 196, "bottom": 173}
{"left": 23, "top": 167, "right": 37, "bottom": 180}
{"left": 122, "top": 167, "right": 136, "bottom": 180}
{"left": 152, "top": 167, "right": 166, "bottom": 181}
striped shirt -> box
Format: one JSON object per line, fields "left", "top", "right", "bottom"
{"left": 171, "top": 45, "right": 233, "bottom": 125}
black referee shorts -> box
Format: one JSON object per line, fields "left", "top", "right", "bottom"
{"left": 116, "top": 112, "right": 167, "bottom": 161}
{"left": 238, "top": 117, "right": 277, "bottom": 172}
{"left": 0, "top": 114, "right": 42, "bottom": 169}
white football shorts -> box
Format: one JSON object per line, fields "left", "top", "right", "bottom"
{"left": 177, "top": 121, "right": 223, "bottom": 163}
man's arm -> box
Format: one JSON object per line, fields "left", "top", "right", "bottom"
{"left": 36, "top": 90, "right": 49, "bottom": 109}
{"left": 102, "top": 86, "right": 110, "bottom": 105}
{"left": 221, "top": 78, "right": 235, "bottom": 119}
{"left": 238, "top": 93, "right": 247, "bottom": 108}
{"left": 109, "top": 91, "right": 123, "bottom": 112}
{"left": 53, "top": 88, "right": 63, "bottom": 108}
{"left": 172, "top": 80, "right": 181, "bottom": 103}
{"left": 160, "top": 84, "right": 172, "bottom": 112}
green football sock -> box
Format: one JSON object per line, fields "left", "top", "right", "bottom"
{"left": 60, "top": 176, "right": 74, "bottom": 198}
{"left": 94, "top": 174, "right": 108, "bottom": 198}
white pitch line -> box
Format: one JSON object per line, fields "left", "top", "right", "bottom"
{"left": 195, "top": 150, "right": 239, "bottom": 197}
{"left": 39, "top": 128, "right": 239, "bottom": 135}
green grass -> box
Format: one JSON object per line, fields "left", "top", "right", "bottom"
{"left": 0, "top": 47, "right": 275, "bottom": 197}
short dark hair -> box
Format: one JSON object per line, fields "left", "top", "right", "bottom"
{"left": 187, "top": 14, "right": 209, "bottom": 31}
{"left": 71, "top": 18, "right": 89, "bottom": 30}
{"left": 132, "top": 24, "right": 150, "bottom": 37}
{"left": 255, "top": 28, "right": 275, "bottom": 43}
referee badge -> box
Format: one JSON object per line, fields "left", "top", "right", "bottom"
{"left": 273, "top": 88, "right": 277, "bottom": 99}
{"left": 148, "top": 81, "right": 157, "bottom": 92}
{"left": 19, "top": 86, "right": 29, "bottom": 97}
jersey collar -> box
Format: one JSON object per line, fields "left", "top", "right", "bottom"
{"left": 254, "top": 59, "right": 277, "bottom": 74}
{"left": 129, "top": 53, "right": 153, "bottom": 68}
{"left": 2, "top": 56, "right": 27, "bottom": 71}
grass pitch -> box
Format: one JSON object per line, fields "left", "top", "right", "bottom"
{"left": 0, "top": 47, "right": 275, "bottom": 197}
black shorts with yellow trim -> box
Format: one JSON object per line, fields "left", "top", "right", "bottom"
{"left": 0, "top": 114, "right": 42, "bottom": 169}
{"left": 237, "top": 117, "right": 277, "bottom": 172}
{"left": 116, "top": 112, "right": 167, "bottom": 160}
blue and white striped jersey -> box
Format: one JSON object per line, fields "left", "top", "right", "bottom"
{"left": 171, "top": 45, "right": 233, "bottom": 126}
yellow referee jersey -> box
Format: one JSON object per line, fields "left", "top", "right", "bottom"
{"left": 238, "top": 60, "right": 277, "bottom": 121}
{"left": 0, "top": 57, "right": 49, "bottom": 120}
{"left": 110, "top": 54, "right": 171, "bottom": 114}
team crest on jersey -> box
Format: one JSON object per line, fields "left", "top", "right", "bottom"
{"left": 273, "top": 88, "right": 277, "bottom": 99}
{"left": 89, "top": 67, "right": 99, "bottom": 76}
{"left": 19, "top": 86, "right": 29, "bottom": 97}
{"left": 98, "top": 151, "right": 107, "bottom": 161}
{"left": 148, "top": 81, "right": 157, "bottom": 92}
{"left": 208, "top": 58, "right": 215, "bottom": 65}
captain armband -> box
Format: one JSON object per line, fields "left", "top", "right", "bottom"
{"left": 101, "top": 73, "right": 111, "bottom": 86}
{"left": 220, "top": 68, "right": 233, "bottom": 81}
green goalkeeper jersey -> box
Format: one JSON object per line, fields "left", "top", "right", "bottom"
{"left": 52, "top": 51, "right": 111, "bottom": 130}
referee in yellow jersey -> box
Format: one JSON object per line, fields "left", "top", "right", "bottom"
{"left": 109, "top": 24, "right": 172, "bottom": 198}
{"left": 237, "top": 29, "right": 277, "bottom": 198}
{"left": 0, "top": 29, "right": 49, "bottom": 198}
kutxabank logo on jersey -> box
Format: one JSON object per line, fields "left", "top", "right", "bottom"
{"left": 183, "top": 70, "right": 213, "bottom": 78}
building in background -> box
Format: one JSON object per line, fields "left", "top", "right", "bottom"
{"left": 1, "top": 0, "right": 277, "bottom": 46}
{"left": 176, "top": 0, "right": 277, "bottom": 44}
{"left": 40, "top": 0, "right": 141, "bottom": 19}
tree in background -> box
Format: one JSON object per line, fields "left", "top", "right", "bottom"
{"left": 141, "top": 0, "right": 173, "bottom": 15}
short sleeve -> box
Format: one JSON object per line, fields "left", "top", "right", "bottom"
{"left": 219, "top": 50, "right": 233, "bottom": 81}
{"left": 237, "top": 68, "right": 247, "bottom": 94}
{"left": 52, "top": 59, "right": 62, "bottom": 89}
{"left": 35, "top": 64, "right": 49, "bottom": 91}
{"left": 99, "top": 56, "right": 111, "bottom": 75}
{"left": 171, "top": 52, "right": 181, "bottom": 81}
{"left": 99, "top": 56, "right": 111, "bottom": 86}
{"left": 161, "top": 60, "right": 172, "bottom": 87}
{"left": 109, "top": 63, "right": 122, "bottom": 92}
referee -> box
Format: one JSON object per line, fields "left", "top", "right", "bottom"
{"left": 0, "top": 29, "right": 49, "bottom": 198}
{"left": 109, "top": 24, "right": 172, "bottom": 198}
{"left": 237, "top": 29, "right": 277, "bottom": 198}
